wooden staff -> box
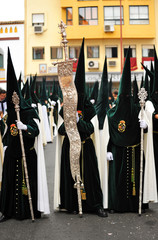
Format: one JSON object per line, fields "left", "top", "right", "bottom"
{"left": 12, "top": 91, "right": 35, "bottom": 222}
{"left": 138, "top": 87, "right": 147, "bottom": 216}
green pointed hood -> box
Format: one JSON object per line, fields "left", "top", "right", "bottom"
{"left": 74, "top": 38, "right": 86, "bottom": 112}
{"left": 96, "top": 56, "right": 109, "bottom": 129}
{"left": 132, "top": 76, "right": 139, "bottom": 104}
{"left": 108, "top": 77, "right": 113, "bottom": 98}
{"left": 144, "top": 71, "right": 150, "bottom": 100}
{"left": 118, "top": 47, "right": 131, "bottom": 97}
{"left": 40, "top": 77, "right": 48, "bottom": 105}
{"left": 90, "top": 81, "right": 99, "bottom": 104}
{"left": 107, "top": 46, "right": 140, "bottom": 147}
{"left": 30, "top": 75, "right": 41, "bottom": 104}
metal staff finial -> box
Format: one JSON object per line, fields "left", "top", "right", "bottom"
{"left": 137, "top": 87, "right": 147, "bottom": 216}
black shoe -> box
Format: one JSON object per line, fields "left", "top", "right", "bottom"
{"left": 97, "top": 208, "right": 108, "bottom": 217}
{"left": 0, "top": 215, "right": 9, "bottom": 223}
{"left": 109, "top": 209, "right": 115, "bottom": 214}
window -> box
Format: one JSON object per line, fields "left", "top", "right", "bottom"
{"left": 129, "top": 6, "right": 149, "bottom": 24}
{"left": 104, "top": 6, "right": 124, "bottom": 25}
{"left": 0, "top": 54, "right": 3, "bottom": 68}
{"left": 66, "top": 8, "right": 73, "bottom": 25}
{"left": 105, "top": 47, "right": 117, "bottom": 58}
{"left": 142, "top": 46, "right": 154, "bottom": 57}
{"left": 87, "top": 46, "right": 99, "bottom": 58}
{"left": 32, "top": 13, "right": 44, "bottom": 26}
{"left": 79, "top": 7, "right": 98, "bottom": 25}
{"left": 33, "top": 47, "right": 45, "bottom": 60}
{"left": 69, "top": 46, "right": 80, "bottom": 59}
{"left": 51, "top": 47, "right": 63, "bottom": 59}
{"left": 124, "top": 46, "right": 136, "bottom": 58}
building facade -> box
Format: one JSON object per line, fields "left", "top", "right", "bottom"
{"left": 0, "top": 21, "right": 24, "bottom": 90}
{"left": 25, "top": 0, "right": 156, "bottom": 91}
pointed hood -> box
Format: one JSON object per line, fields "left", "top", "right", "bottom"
{"left": 49, "top": 80, "right": 58, "bottom": 102}
{"left": 96, "top": 56, "right": 109, "bottom": 129}
{"left": 30, "top": 75, "right": 41, "bottom": 104}
{"left": 7, "top": 48, "right": 39, "bottom": 127}
{"left": 90, "top": 81, "right": 99, "bottom": 104}
{"left": 140, "top": 75, "right": 144, "bottom": 89}
{"left": 25, "top": 80, "right": 32, "bottom": 106}
{"left": 107, "top": 46, "right": 140, "bottom": 147}
{"left": 108, "top": 77, "right": 113, "bottom": 98}
{"left": 18, "top": 72, "right": 22, "bottom": 90}
{"left": 40, "top": 77, "right": 48, "bottom": 105}
{"left": 74, "top": 38, "right": 85, "bottom": 111}
{"left": 132, "top": 76, "right": 139, "bottom": 104}
{"left": 118, "top": 47, "right": 131, "bottom": 97}
{"left": 7, "top": 48, "right": 30, "bottom": 112}
{"left": 144, "top": 71, "right": 150, "bottom": 100}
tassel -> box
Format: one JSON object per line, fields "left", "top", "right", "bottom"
{"left": 22, "top": 180, "right": 28, "bottom": 195}
{"left": 81, "top": 189, "right": 86, "bottom": 200}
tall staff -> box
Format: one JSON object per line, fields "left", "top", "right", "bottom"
{"left": 53, "top": 20, "right": 83, "bottom": 217}
{"left": 12, "top": 91, "right": 35, "bottom": 222}
{"left": 138, "top": 87, "right": 147, "bottom": 216}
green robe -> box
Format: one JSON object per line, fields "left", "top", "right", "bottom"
{"left": 59, "top": 109, "right": 103, "bottom": 213}
{"left": 0, "top": 108, "right": 41, "bottom": 220}
{"left": 107, "top": 96, "right": 145, "bottom": 212}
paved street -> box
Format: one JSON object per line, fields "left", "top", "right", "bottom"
{"left": 0, "top": 138, "right": 158, "bottom": 240}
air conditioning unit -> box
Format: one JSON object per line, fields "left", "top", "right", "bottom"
{"left": 104, "top": 24, "right": 114, "bottom": 32}
{"left": 34, "top": 25, "right": 43, "bottom": 34}
{"left": 109, "top": 60, "right": 116, "bottom": 67}
{"left": 88, "top": 61, "right": 99, "bottom": 69}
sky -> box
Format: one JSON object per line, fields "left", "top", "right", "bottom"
{"left": 0, "top": 0, "right": 24, "bottom": 21}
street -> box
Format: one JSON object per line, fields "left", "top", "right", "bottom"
{"left": 0, "top": 139, "right": 158, "bottom": 240}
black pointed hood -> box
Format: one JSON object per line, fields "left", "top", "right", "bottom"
{"left": 96, "top": 56, "right": 109, "bottom": 129}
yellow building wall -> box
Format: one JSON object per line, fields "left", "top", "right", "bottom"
{"left": 25, "top": 0, "right": 61, "bottom": 78}
{"left": 61, "top": 0, "right": 156, "bottom": 74}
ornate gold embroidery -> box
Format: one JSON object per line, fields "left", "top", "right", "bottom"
{"left": 10, "top": 123, "right": 18, "bottom": 136}
{"left": 118, "top": 120, "right": 126, "bottom": 133}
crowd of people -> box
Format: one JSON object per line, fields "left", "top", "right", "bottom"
{"left": 0, "top": 42, "right": 158, "bottom": 222}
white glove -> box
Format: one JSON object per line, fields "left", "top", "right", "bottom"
{"left": 16, "top": 120, "right": 27, "bottom": 130}
{"left": 107, "top": 152, "right": 113, "bottom": 161}
{"left": 3, "top": 146, "right": 8, "bottom": 152}
{"left": 139, "top": 120, "right": 148, "bottom": 129}
{"left": 51, "top": 100, "right": 56, "bottom": 106}
{"left": 31, "top": 103, "right": 37, "bottom": 108}
{"left": 76, "top": 112, "right": 79, "bottom": 123}
{"left": 90, "top": 99, "right": 95, "bottom": 104}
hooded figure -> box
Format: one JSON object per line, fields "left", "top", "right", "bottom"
{"left": 40, "top": 77, "right": 52, "bottom": 143}
{"left": 89, "top": 81, "right": 99, "bottom": 106}
{"left": 107, "top": 47, "right": 150, "bottom": 213}
{"left": 149, "top": 50, "right": 158, "bottom": 192}
{"left": 95, "top": 56, "right": 112, "bottom": 209}
{"left": 54, "top": 38, "right": 107, "bottom": 217}
{"left": 0, "top": 48, "right": 47, "bottom": 222}
{"left": 132, "top": 76, "right": 139, "bottom": 105}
